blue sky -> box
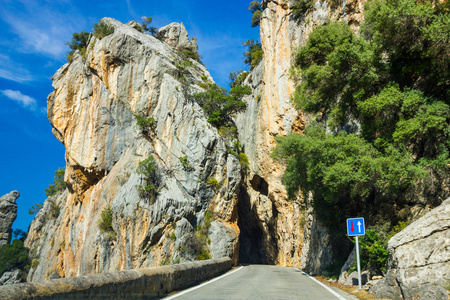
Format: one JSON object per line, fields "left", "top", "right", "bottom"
{"left": 0, "top": 0, "right": 260, "bottom": 232}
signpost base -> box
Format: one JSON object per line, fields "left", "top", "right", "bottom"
{"left": 355, "top": 236, "right": 362, "bottom": 290}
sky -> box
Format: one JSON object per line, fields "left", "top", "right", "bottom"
{"left": 0, "top": 0, "right": 260, "bottom": 232}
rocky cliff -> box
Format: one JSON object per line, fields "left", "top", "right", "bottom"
{"left": 235, "top": 0, "right": 366, "bottom": 271}
{"left": 0, "top": 191, "right": 19, "bottom": 247}
{"left": 24, "top": 0, "right": 371, "bottom": 280}
{"left": 25, "top": 19, "right": 241, "bottom": 281}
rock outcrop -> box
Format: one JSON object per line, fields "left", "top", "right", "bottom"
{"left": 25, "top": 19, "right": 241, "bottom": 281}
{"left": 370, "top": 198, "right": 450, "bottom": 300}
{"left": 235, "top": 0, "right": 367, "bottom": 269}
{"left": 0, "top": 191, "right": 19, "bottom": 247}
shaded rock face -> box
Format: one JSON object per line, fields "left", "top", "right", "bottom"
{"left": 235, "top": 0, "right": 366, "bottom": 268}
{"left": 0, "top": 191, "right": 19, "bottom": 247}
{"left": 25, "top": 18, "right": 241, "bottom": 281}
{"left": 370, "top": 198, "right": 450, "bottom": 300}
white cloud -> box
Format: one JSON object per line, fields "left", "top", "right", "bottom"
{"left": 1, "top": 89, "right": 42, "bottom": 112}
{"left": 0, "top": 54, "right": 33, "bottom": 83}
{"left": 0, "top": 0, "right": 85, "bottom": 59}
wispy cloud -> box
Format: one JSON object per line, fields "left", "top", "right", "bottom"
{"left": 0, "top": 0, "right": 85, "bottom": 59}
{"left": 125, "top": 0, "right": 139, "bottom": 20}
{"left": 1, "top": 89, "right": 45, "bottom": 114}
{"left": 0, "top": 54, "right": 33, "bottom": 83}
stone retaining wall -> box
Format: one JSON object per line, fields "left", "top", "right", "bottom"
{"left": 0, "top": 258, "right": 232, "bottom": 299}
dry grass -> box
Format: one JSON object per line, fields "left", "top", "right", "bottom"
{"left": 314, "top": 276, "right": 391, "bottom": 300}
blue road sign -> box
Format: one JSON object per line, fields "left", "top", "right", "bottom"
{"left": 347, "top": 217, "right": 365, "bottom": 236}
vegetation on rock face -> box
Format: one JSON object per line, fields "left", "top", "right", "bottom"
{"left": 98, "top": 206, "right": 115, "bottom": 239}
{"left": 243, "top": 40, "right": 263, "bottom": 69}
{"left": 248, "top": 1, "right": 263, "bottom": 27}
{"left": 136, "top": 156, "right": 161, "bottom": 203}
{"left": 66, "top": 31, "right": 89, "bottom": 62}
{"left": 141, "top": 16, "right": 158, "bottom": 36}
{"left": 93, "top": 20, "right": 115, "bottom": 39}
{"left": 274, "top": 0, "right": 449, "bottom": 247}
{"left": 292, "top": 0, "right": 314, "bottom": 20}
{"left": 135, "top": 115, "right": 156, "bottom": 136}
{"left": 194, "top": 83, "right": 250, "bottom": 128}
{"left": 45, "top": 168, "right": 66, "bottom": 197}
{"left": 194, "top": 212, "right": 213, "bottom": 260}
{"left": 0, "top": 240, "right": 30, "bottom": 279}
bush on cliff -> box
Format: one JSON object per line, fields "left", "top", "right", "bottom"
{"left": 66, "top": 31, "right": 89, "bottom": 62}
{"left": 45, "top": 168, "right": 66, "bottom": 197}
{"left": 243, "top": 40, "right": 263, "bottom": 69}
{"left": 0, "top": 239, "right": 30, "bottom": 278}
{"left": 248, "top": 1, "right": 262, "bottom": 27}
{"left": 136, "top": 156, "right": 161, "bottom": 203}
{"left": 93, "top": 20, "right": 115, "bottom": 39}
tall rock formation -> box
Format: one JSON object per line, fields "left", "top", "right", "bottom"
{"left": 235, "top": 0, "right": 366, "bottom": 270}
{"left": 0, "top": 191, "right": 19, "bottom": 247}
{"left": 25, "top": 19, "right": 241, "bottom": 281}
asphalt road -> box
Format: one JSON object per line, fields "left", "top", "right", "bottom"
{"left": 164, "top": 265, "right": 356, "bottom": 300}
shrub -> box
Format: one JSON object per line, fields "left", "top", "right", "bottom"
{"left": 98, "top": 206, "right": 114, "bottom": 233}
{"left": 28, "top": 203, "right": 43, "bottom": 215}
{"left": 66, "top": 31, "right": 89, "bottom": 62}
{"left": 194, "top": 83, "right": 249, "bottom": 128}
{"left": 136, "top": 156, "right": 161, "bottom": 203}
{"left": 141, "top": 16, "right": 158, "bottom": 36}
{"left": 292, "top": 0, "right": 314, "bottom": 21}
{"left": 179, "top": 156, "right": 190, "bottom": 169}
{"left": 47, "top": 199, "right": 60, "bottom": 219}
{"left": 135, "top": 115, "right": 156, "bottom": 135}
{"left": 45, "top": 168, "right": 66, "bottom": 197}
{"left": 93, "top": 20, "right": 115, "bottom": 39}
{"left": 248, "top": 1, "right": 263, "bottom": 27}
{"left": 229, "top": 70, "right": 249, "bottom": 88}
{"left": 358, "top": 229, "right": 389, "bottom": 274}
{"left": 238, "top": 153, "right": 250, "bottom": 171}
{"left": 170, "top": 232, "right": 176, "bottom": 241}
{"left": 207, "top": 177, "right": 219, "bottom": 189}
{"left": 0, "top": 240, "right": 30, "bottom": 278}
{"left": 243, "top": 40, "right": 263, "bottom": 69}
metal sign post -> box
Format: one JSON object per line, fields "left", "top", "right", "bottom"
{"left": 346, "top": 217, "right": 365, "bottom": 290}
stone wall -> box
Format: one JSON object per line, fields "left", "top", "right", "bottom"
{"left": 0, "top": 258, "right": 231, "bottom": 300}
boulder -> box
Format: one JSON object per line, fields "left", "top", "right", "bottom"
{"left": 0, "top": 191, "right": 19, "bottom": 247}
{"left": 0, "top": 270, "right": 21, "bottom": 285}
{"left": 370, "top": 198, "right": 450, "bottom": 299}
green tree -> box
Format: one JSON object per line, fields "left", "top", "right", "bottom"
{"left": 363, "top": 0, "right": 450, "bottom": 101}
{"left": 248, "top": 1, "right": 263, "bottom": 27}
{"left": 272, "top": 126, "right": 426, "bottom": 227}
{"left": 141, "top": 16, "right": 158, "bottom": 36}
{"left": 194, "top": 83, "right": 250, "bottom": 127}
{"left": 0, "top": 240, "right": 30, "bottom": 278}
{"left": 136, "top": 156, "right": 161, "bottom": 203}
{"left": 45, "top": 168, "right": 66, "bottom": 197}
{"left": 292, "top": 0, "right": 314, "bottom": 21}
{"left": 93, "top": 20, "right": 115, "bottom": 39}
{"left": 66, "top": 31, "right": 90, "bottom": 62}
{"left": 243, "top": 40, "right": 263, "bottom": 69}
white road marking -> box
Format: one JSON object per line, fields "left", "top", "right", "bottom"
{"left": 295, "top": 269, "right": 348, "bottom": 300}
{"left": 163, "top": 266, "right": 244, "bottom": 299}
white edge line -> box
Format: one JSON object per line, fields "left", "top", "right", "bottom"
{"left": 295, "top": 268, "right": 348, "bottom": 300}
{"left": 163, "top": 266, "right": 244, "bottom": 300}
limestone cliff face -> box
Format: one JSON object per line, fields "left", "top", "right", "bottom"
{"left": 235, "top": 0, "right": 366, "bottom": 270}
{"left": 25, "top": 19, "right": 241, "bottom": 281}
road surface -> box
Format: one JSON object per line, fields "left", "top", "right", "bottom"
{"left": 164, "top": 265, "right": 356, "bottom": 300}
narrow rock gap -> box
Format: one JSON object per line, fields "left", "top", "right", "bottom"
{"left": 237, "top": 187, "right": 266, "bottom": 264}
